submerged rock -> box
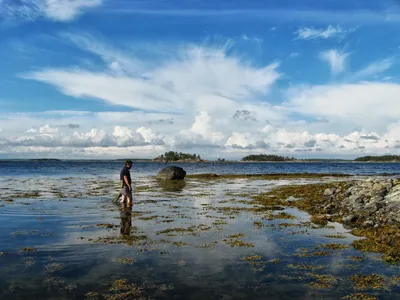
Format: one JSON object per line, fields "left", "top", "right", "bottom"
{"left": 157, "top": 166, "right": 186, "bottom": 180}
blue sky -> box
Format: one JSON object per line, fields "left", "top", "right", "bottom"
{"left": 0, "top": 0, "right": 400, "bottom": 159}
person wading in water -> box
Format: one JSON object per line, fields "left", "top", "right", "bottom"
{"left": 120, "top": 160, "right": 133, "bottom": 206}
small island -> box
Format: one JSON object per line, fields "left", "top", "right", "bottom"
{"left": 354, "top": 155, "right": 400, "bottom": 162}
{"left": 152, "top": 151, "right": 205, "bottom": 163}
{"left": 241, "top": 154, "right": 295, "bottom": 162}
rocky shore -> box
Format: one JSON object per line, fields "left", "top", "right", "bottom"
{"left": 254, "top": 177, "right": 400, "bottom": 263}
{"left": 322, "top": 178, "right": 400, "bottom": 228}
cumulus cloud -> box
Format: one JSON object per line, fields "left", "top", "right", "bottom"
{"left": 67, "top": 123, "right": 80, "bottom": 129}
{"left": 147, "top": 118, "right": 174, "bottom": 126}
{"left": 295, "top": 25, "right": 350, "bottom": 40}
{"left": 319, "top": 49, "right": 349, "bottom": 74}
{"left": 224, "top": 123, "right": 400, "bottom": 156}
{"left": 112, "top": 126, "right": 145, "bottom": 147}
{"left": 2, "top": 114, "right": 400, "bottom": 158}
{"left": 233, "top": 110, "right": 257, "bottom": 122}
{"left": 4, "top": 33, "right": 400, "bottom": 159}
{"left": 39, "top": 124, "right": 59, "bottom": 134}
{"left": 179, "top": 112, "right": 225, "bottom": 147}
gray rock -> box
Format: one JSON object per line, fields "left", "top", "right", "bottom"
{"left": 347, "top": 194, "right": 364, "bottom": 206}
{"left": 342, "top": 215, "right": 357, "bottom": 225}
{"left": 370, "top": 195, "right": 384, "bottom": 203}
{"left": 323, "top": 203, "right": 335, "bottom": 213}
{"left": 372, "top": 183, "right": 385, "bottom": 192}
{"left": 362, "top": 220, "right": 375, "bottom": 228}
{"left": 323, "top": 188, "right": 336, "bottom": 196}
{"left": 385, "top": 185, "right": 400, "bottom": 203}
{"left": 157, "top": 166, "right": 187, "bottom": 180}
{"left": 364, "top": 202, "right": 381, "bottom": 214}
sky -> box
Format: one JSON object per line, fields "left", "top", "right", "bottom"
{"left": 1, "top": 0, "right": 400, "bottom": 160}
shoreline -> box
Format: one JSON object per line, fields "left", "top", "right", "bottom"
{"left": 2, "top": 159, "right": 400, "bottom": 163}
{"left": 252, "top": 178, "right": 400, "bottom": 263}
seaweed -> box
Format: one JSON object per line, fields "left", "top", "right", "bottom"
{"left": 350, "top": 274, "right": 385, "bottom": 290}
{"left": 317, "top": 243, "right": 349, "bottom": 250}
{"left": 342, "top": 294, "right": 378, "bottom": 300}
{"left": 115, "top": 257, "right": 136, "bottom": 265}
{"left": 19, "top": 247, "right": 36, "bottom": 253}
{"left": 351, "top": 226, "right": 400, "bottom": 264}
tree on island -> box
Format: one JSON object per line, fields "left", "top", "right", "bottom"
{"left": 153, "top": 151, "right": 202, "bottom": 161}
{"left": 354, "top": 155, "right": 400, "bottom": 162}
{"left": 241, "top": 154, "right": 295, "bottom": 162}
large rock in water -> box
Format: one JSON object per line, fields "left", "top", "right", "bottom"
{"left": 157, "top": 166, "right": 186, "bottom": 180}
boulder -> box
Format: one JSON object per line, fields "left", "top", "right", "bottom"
{"left": 342, "top": 215, "right": 357, "bottom": 225}
{"left": 362, "top": 220, "right": 375, "bottom": 228}
{"left": 157, "top": 166, "right": 186, "bottom": 180}
{"left": 323, "top": 188, "right": 336, "bottom": 197}
{"left": 364, "top": 202, "right": 382, "bottom": 214}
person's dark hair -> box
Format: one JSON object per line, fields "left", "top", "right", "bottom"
{"left": 125, "top": 160, "right": 133, "bottom": 166}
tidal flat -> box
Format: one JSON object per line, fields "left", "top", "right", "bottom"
{"left": 0, "top": 174, "right": 399, "bottom": 300}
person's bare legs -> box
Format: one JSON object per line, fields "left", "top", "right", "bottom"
{"left": 126, "top": 194, "right": 132, "bottom": 206}
{"left": 120, "top": 194, "right": 126, "bottom": 204}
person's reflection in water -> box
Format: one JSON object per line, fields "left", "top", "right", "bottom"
{"left": 120, "top": 204, "right": 132, "bottom": 235}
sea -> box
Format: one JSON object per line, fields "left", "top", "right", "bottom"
{"left": 0, "top": 161, "right": 399, "bottom": 299}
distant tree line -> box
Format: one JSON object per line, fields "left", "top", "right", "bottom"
{"left": 241, "top": 154, "right": 295, "bottom": 162}
{"left": 155, "top": 151, "right": 201, "bottom": 161}
{"left": 354, "top": 155, "right": 400, "bottom": 162}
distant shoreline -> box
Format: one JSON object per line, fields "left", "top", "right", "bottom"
{"left": 1, "top": 159, "right": 400, "bottom": 163}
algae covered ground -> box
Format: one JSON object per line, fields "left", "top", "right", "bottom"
{"left": 0, "top": 173, "right": 399, "bottom": 299}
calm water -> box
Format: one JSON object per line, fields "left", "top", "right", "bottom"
{"left": 0, "top": 161, "right": 399, "bottom": 299}
{"left": 1, "top": 160, "right": 400, "bottom": 177}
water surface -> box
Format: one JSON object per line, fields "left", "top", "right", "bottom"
{"left": 0, "top": 162, "right": 399, "bottom": 299}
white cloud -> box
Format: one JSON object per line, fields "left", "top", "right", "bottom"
{"left": 286, "top": 82, "right": 400, "bottom": 132}
{"left": 241, "top": 34, "right": 263, "bottom": 42}
{"left": 348, "top": 58, "right": 394, "bottom": 82}
{"left": 180, "top": 111, "right": 225, "bottom": 145}
{"left": 23, "top": 37, "right": 281, "bottom": 114}
{"left": 39, "top": 124, "right": 59, "bottom": 134}
{"left": 295, "top": 25, "right": 350, "bottom": 40}
{"left": 111, "top": 126, "right": 145, "bottom": 147}
{"left": 2, "top": 111, "right": 400, "bottom": 159}
{"left": 1, "top": 0, "right": 103, "bottom": 23}
{"left": 319, "top": 49, "right": 349, "bottom": 74}
{"left": 4, "top": 34, "right": 400, "bottom": 159}
{"left": 41, "top": 0, "right": 103, "bottom": 21}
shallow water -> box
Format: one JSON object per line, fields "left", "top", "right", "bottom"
{"left": 2, "top": 160, "right": 400, "bottom": 178}
{"left": 1, "top": 171, "right": 399, "bottom": 299}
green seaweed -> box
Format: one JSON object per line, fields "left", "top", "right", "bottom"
{"left": 318, "top": 243, "right": 349, "bottom": 250}
{"left": 350, "top": 274, "right": 385, "bottom": 290}
{"left": 19, "top": 247, "right": 36, "bottom": 253}
{"left": 342, "top": 294, "right": 378, "bottom": 300}
{"left": 324, "top": 235, "right": 347, "bottom": 239}
{"left": 351, "top": 226, "right": 400, "bottom": 264}
{"left": 287, "top": 264, "right": 325, "bottom": 271}
{"left": 222, "top": 234, "right": 255, "bottom": 248}
{"left": 115, "top": 257, "right": 136, "bottom": 265}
